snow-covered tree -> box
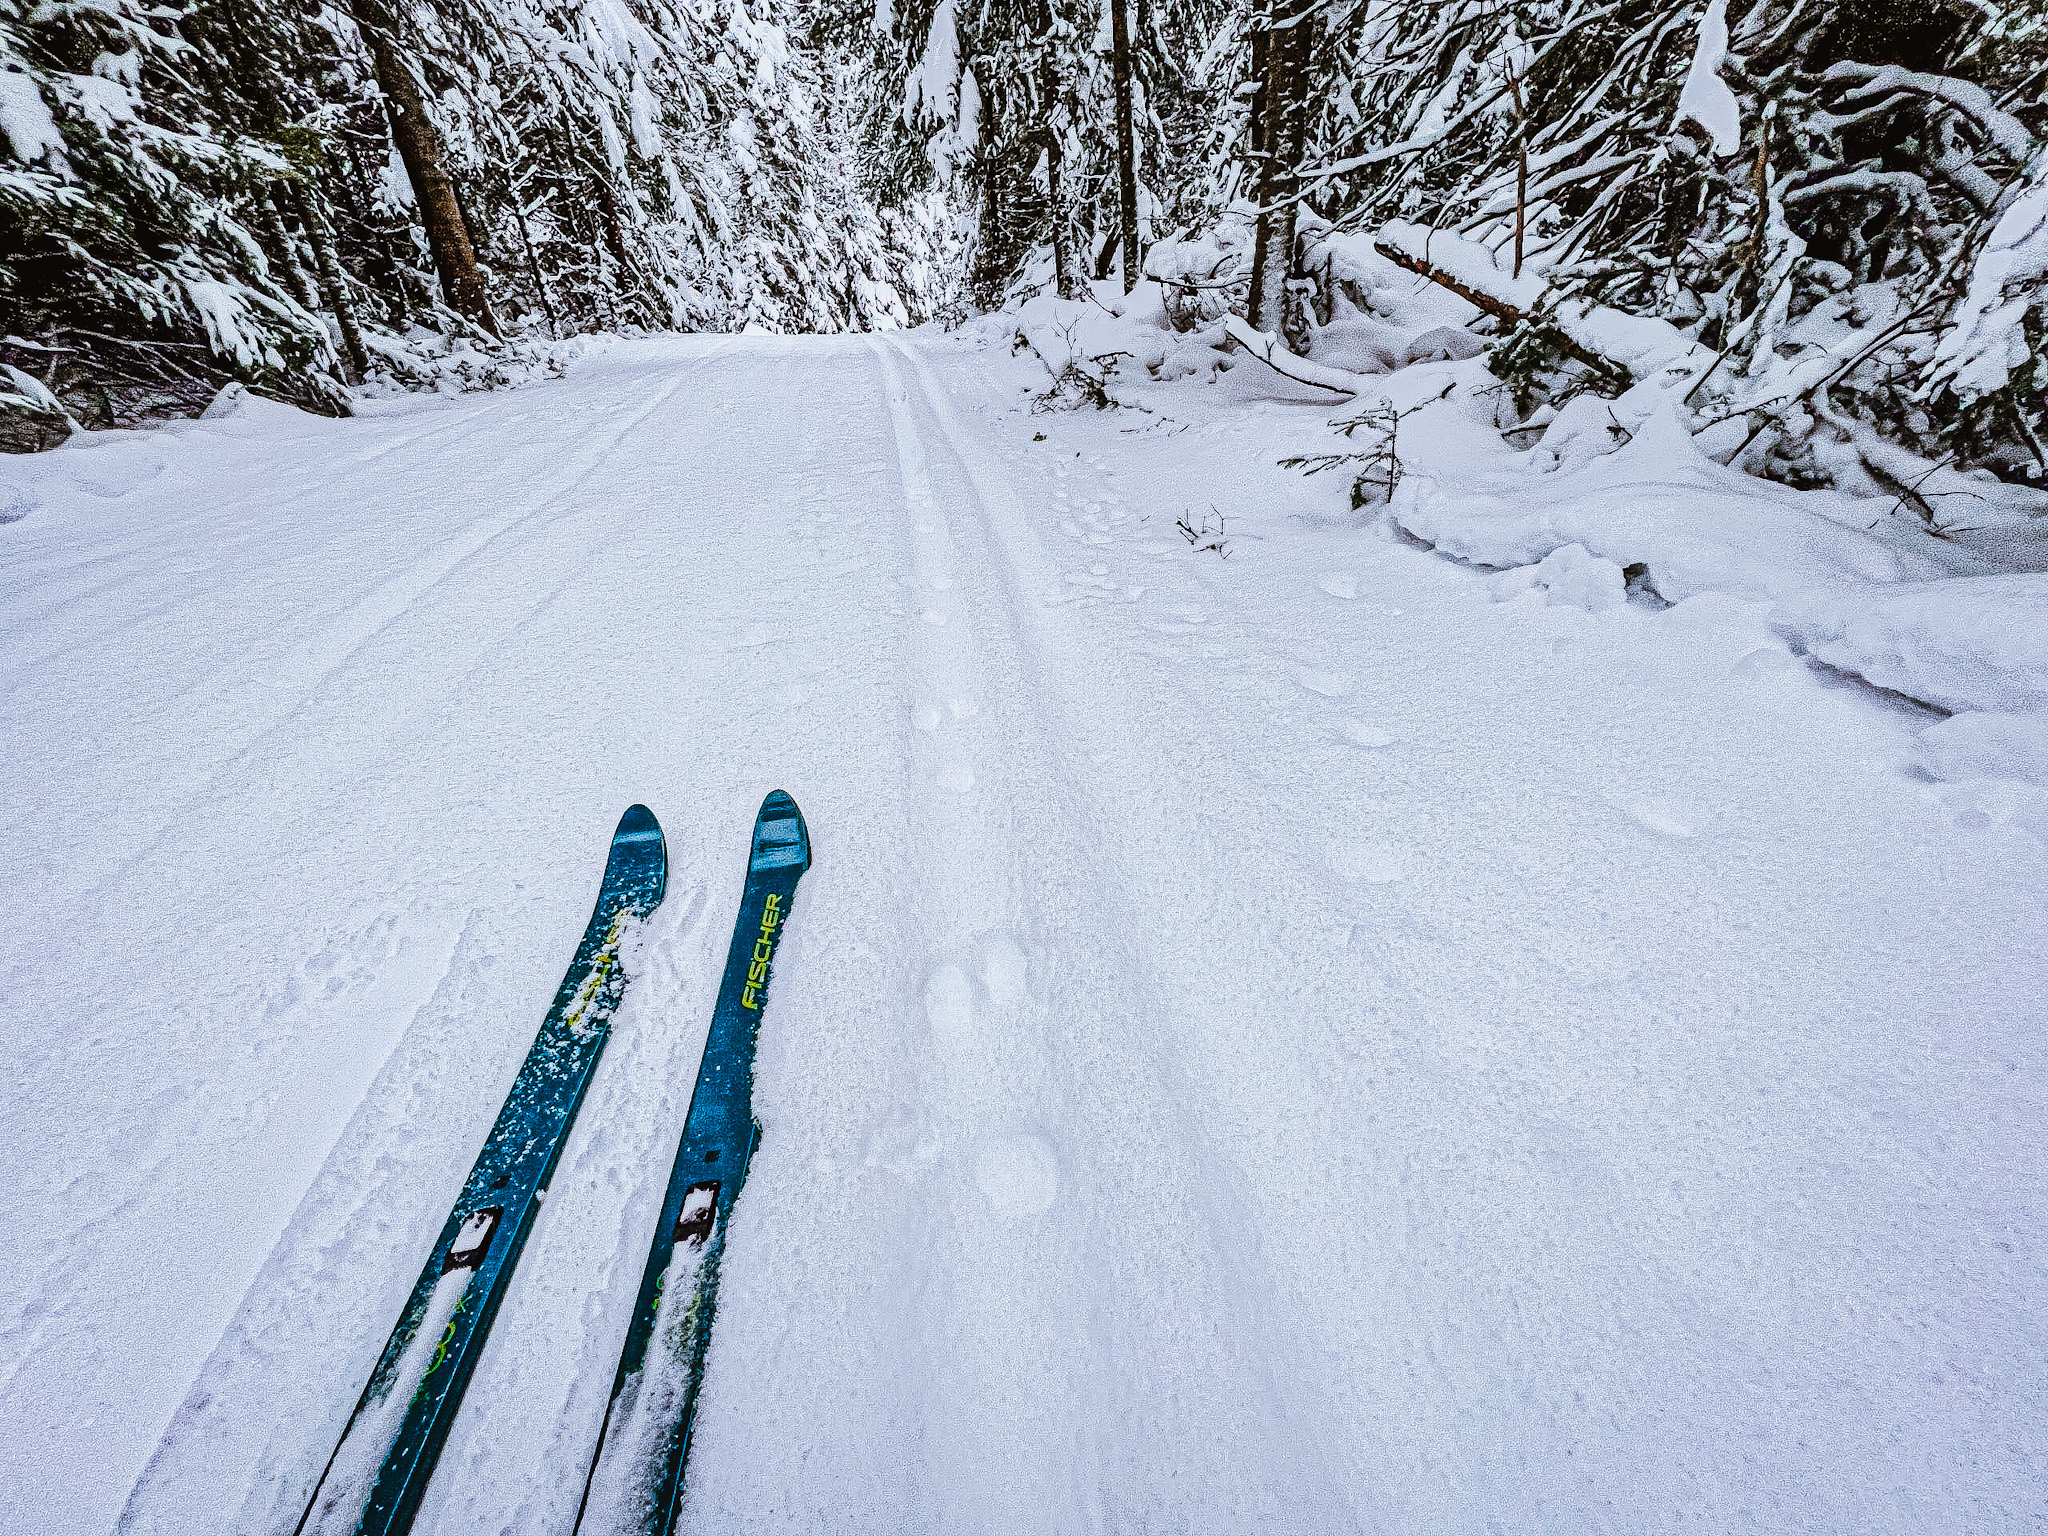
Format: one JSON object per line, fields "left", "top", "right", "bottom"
{"left": 1, "top": 0, "right": 933, "bottom": 444}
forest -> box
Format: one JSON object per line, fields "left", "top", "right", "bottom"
{"left": 1, "top": 0, "right": 2043, "bottom": 489}
{"left": 8, "top": 4, "right": 2048, "bottom": 1534}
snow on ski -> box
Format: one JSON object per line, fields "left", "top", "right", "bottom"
{"left": 295, "top": 805, "right": 668, "bottom": 1536}
{"left": 574, "top": 790, "right": 811, "bottom": 1536}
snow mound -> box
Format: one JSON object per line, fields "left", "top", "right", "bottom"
{"left": 1387, "top": 403, "right": 2048, "bottom": 783}
{"left": 1394, "top": 406, "right": 1956, "bottom": 604}
{"left": 1490, "top": 542, "right": 1627, "bottom": 612}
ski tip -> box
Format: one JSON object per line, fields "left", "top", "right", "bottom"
{"left": 614, "top": 803, "right": 664, "bottom": 845}
{"left": 612, "top": 804, "right": 668, "bottom": 913}
{"left": 751, "top": 790, "right": 810, "bottom": 874}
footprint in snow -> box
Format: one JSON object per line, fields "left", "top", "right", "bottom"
{"left": 1731, "top": 646, "right": 1799, "bottom": 680}
{"left": 913, "top": 703, "right": 942, "bottom": 731}
{"left": 1339, "top": 722, "right": 1398, "bottom": 748}
{"left": 1319, "top": 573, "right": 1358, "bottom": 600}
{"left": 1329, "top": 841, "right": 1411, "bottom": 883}
{"left": 982, "top": 935, "right": 1029, "bottom": 1011}
{"left": 936, "top": 764, "right": 975, "bottom": 793}
{"left": 924, "top": 964, "right": 976, "bottom": 1049}
{"left": 1617, "top": 796, "right": 1696, "bottom": 838}
{"left": 974, "top": 1132, "right": 1060, "bottom": 1217}
{"left": 1299, "top": 667, "right": 1354, "bottom": 697}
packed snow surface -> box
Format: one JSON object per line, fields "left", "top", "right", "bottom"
{"left": 2, "top": 328, "right": 2045, "bottom": 1536}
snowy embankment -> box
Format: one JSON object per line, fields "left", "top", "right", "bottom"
{"left": 3, "top": 324, "right": 2045, "bottom": 1536}
{"left": 1017, "top": 223, "right": 2048, "bottom": 788}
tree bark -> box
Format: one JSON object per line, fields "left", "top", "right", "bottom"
{"left": 1109, "top": 0, "right": 1141, "bottom": 292}
{"left": 1245, "top": 0, "right": 1271, "bottom": 163}
{"left": 261, "top": 186, "right": 324, "bottom": 313}
{"left": 289, "top": 178, "right": 371, "bottom": 381}
{"left": 1095, "top": 225, "right": 1121, "bottom": 282}
{"left": 1037, "top": 14, "right": 1076, "bottom": 300}
{"left": 1247, "top": 0, "right": 1308, "bottom": 336}
{"left": 348, "top": 0, "right": 499, "bottom": 336}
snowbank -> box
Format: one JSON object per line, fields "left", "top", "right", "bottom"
{"left": 1388, "top": 404, "right": 2048, "bottom": 782}
{"left": 1375, "top": 219, "right": 1714, "bottom": 385}
{"left": 969, "top": 224, "right": 2048, "bottom": 786}
{"left": 1394, "top": 407, "right": 1959, "bottom": 603}
{"left": 1775, "top": 575, "right": 2048, "bottom": 716}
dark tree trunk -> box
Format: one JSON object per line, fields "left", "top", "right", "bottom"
{"left": 288, "top": 178, "right": 371, "bottom": 382}
{"left": 593, "top": 177, "right": 637, "bottom": 325}
{"left": 261, "top": 187, "right": 323, "bottom": 313}
{"left": 1036, "top": 10, "right": 1076, "bottom": 300}
{"left": 511, "top": 199, "right": 560, "bottom": 339}
{"left": 1109, "top": 0, "right": 1141, "bottom": 292}
{"left": 1247, "top": 0, "right": 1308, "bottom": 336}
{"left": 348, "top": 0, "right": 499, "bottom": 335}
{"left": 1246, "top": 0, "right": 1272, "bottom": 162}
{"left": 1095, "top": 226, "right": 1121, "bottom": 282}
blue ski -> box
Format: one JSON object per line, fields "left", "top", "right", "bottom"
{"left": 574, "top": 790, "right": 811, "bottom": 1536}
{"left": 296, "top": 805, "right": 668, "bottom": 1536}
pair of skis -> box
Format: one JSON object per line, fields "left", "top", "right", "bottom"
{"left": 294, "top": 792, "right": 811, "bottom": 1536}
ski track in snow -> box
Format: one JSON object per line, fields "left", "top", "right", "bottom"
{"left": 1, "top": 332, "right": 2044, "bottom": 1536}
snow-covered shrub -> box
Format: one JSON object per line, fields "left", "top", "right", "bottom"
{"left": 1204, "top": 0, "right": 2045, "bottom": 491}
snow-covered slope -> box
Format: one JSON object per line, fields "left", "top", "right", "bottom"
{"left": 2, "top": 331, "right": 2044, "bottom": 1536}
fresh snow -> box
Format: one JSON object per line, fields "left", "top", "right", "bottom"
{"left": 3, "top": 321, "right": 2046, "bottom": 1536}
{"left": 1673, "top": 0, "right": 1741, "bottom": 158}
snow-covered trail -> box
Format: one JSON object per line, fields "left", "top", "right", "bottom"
{"left": 3, "top": 332, "right": 2044, "bottom": 1536}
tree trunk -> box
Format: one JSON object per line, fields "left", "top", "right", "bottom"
{"left": 1505, "top": 69, "right": 1527, "bottom": 279}
{"left": 1247, "top": 0, "right": 1308, "bottom": 336}
{"left": 511, "top": 198, "right": 560, "bottom": 339}
{"left": 1037, "top": 15, "right": 1076, "bottom": 300}
{"left": 289, "top": 177, "right": 371, "bottom": 382}
{"left": 593, "top": 178, "right": 637, "bottom": 326}
{"left": 1095, "top": 226, "right": 1121, "bottom": 282}
{"left": 348, "top": 0, "right": 499, "bottom": 336}
{"left": 1246, "top": 0, "right": 1271, "bottom": 164}
{"left": 1109, "top": 0, "right": 1141, "bottom": 293}
{"left": 1046, "top": 114, "right": 1074, "bottom": 298}
{"left": 261, "top": 186, "right": 324, "bottom": 313}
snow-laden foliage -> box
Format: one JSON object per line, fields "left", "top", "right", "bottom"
{"left": 0, "top": 0, "right": 932, "bottom": 444}
{"left": 839, "top": 0, "right": 1236, "bottom": 307}
{"left": 5, "top": 0, "right": 2040, "bottom": 489}
{"left": 1208, "top": 0, "right": 2047, "bottom": 493}
{"left": 1, "top": 0, "right": 341, "bottom": 437}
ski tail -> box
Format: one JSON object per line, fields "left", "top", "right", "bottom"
{"left": 295, "top": 805, "right": 666, "bottom": 1536}
{"left": 574, "top": 790, "right": 811, "bottom": 1536}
